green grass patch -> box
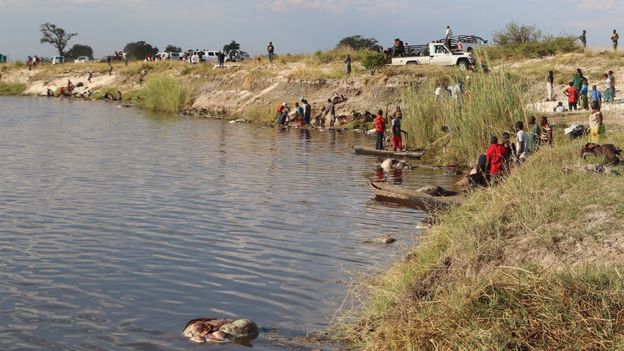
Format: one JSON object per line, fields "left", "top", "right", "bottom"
{"left": 0, "top": 81, "right": 26, "bottom": 95}
{"left": 140, "top": 74, "right": 192, "bottom": 114}
{"left": 339, "top": 131, "right": 624, "bottom": 350}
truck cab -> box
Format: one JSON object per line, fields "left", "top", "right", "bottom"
{"left": 390, "top": 42, "right": 474, "bottom": 69}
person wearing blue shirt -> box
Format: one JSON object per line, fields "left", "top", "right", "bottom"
{"left": 590, "top": 84, "right": 602, "bottom": 108}
{"left": 580, "top": 78, "right": 589, "bottom": 110}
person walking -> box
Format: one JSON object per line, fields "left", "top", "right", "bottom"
{"left": 87, "top": 70, "right": 93, "bottom": 83}
{"left": 579, "top": 30, "right": 587, "bottom": 49}
{"left": 546, "top": 71, "right": 554, "bottom": 101}
{"left": 608, "top": 70, "right": 616, "bottom": 98}
{"left": 589, "top": 100, "right": 605, "bottom": 143}
{"left": 267, "top": 42, "right": 275, "bottom": 63}
{"left": 374, "top": 110, "right": 385, "bottom": 150}
{"left": 344, "top": 55, "right": 352, "bottom": 77}
{"left": 611, "top": 29, "right": 619, "bottom": 51}
{"left": 445, "top": 26, "right": 453, "bottom": 49}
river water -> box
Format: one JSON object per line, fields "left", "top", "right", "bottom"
{"left": 0, "top": 97, "right": 456, "bottom": 350}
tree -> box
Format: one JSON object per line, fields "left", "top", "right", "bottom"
{"left": 492, "top": 21, "right": 542, "bottom": 46}
{"left": 336, "top": 35, "right": 381, "bottom": 51}
{"left": 66, "top": 44, "right": 94, "bottom": 59}
{"left": 359, "top": 50, "right": 387, "bottom": 74}
{"left": 40, "top": 23, "right": 77, "bottom": 56}
{"left": 123, "top": 41, "right": 159, "bottom": 60}
{"left": 164, "top": 45, "right": 182, "bottom": 53}
{"left": 223, "top": 40, "right": 240, "bottom": 53}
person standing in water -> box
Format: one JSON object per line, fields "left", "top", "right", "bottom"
{"left": 374, "top": 110, "right": 385, "bottom": 150}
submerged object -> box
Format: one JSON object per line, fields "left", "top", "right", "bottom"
{"left": 182, "top": 318, "right": 259, "bottom": 344}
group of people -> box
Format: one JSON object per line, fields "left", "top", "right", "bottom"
{"left": 26, "top": 55, "right": 43, "bottom": 70}
{"left": 577, "top": 29, "right": 619, "bottom": 50}
{"left": 471, "top": 116, "right": 553, "bottom": 185}
{"left": 274, "top": 94, "right": 351, "bottom": 128}
{"left": 548, "top": 68, "right": 617, "bottom": 110}
{"left": 374, "top": 106, "right": 406, "bottom": 151}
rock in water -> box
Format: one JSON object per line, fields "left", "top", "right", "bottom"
{"left": 219, "top": 319, "right": 260, "bottom": 340}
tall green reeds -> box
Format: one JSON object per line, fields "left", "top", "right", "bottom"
{"left": 0, "top": 81, "right": 26, "bottom": 96}
{"left": 140, "top": 74, "right": 192, "bottom": 114}
{"left": 402, "top": 69, "right": 527, "bottom": 164}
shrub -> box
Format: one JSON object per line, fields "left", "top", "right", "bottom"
{"left": 359, "top": 50, "right": 387, "bottom": 74}
{"left": 0, "top": 82, "right": 27, "bottom": 95}
{"left": 140, "top": 74, "right": 192, "bottom": 113}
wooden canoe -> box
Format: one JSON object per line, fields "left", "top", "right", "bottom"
{"left": 353, "top": 146, "right": 425, "bottom": 159}
{"left": 370, "top": 182, "right": 463, "bottom": 211}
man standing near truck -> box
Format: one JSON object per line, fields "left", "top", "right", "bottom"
{"left": 445, "top": 26, "right": 453, "bottom": 49}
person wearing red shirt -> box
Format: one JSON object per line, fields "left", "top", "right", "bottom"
{"left": 374, "top": 110, "right": 385, "bottom": 150}
{"left": 564, "top": 81, "right": 578, "bottom": 111}
{"left": 485, "top": 136, "right": 506, "bottom": 179}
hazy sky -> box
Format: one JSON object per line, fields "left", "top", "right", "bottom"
{"left": 0, "top": 0, "right": 621, "bottom": 59}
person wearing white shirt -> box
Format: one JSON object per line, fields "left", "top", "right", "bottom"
{"left": 445, "top": 26, "right": 453, "bottom": 49}
{"left": 515, "top": 121, "right": 529, "bottom": 160}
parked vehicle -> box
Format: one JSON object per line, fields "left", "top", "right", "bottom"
{"left": 439, "top": 35, "right": 488, "bottom": 53}
{"left": 202, "top": 50, "right": 221, "bottom": 63}
{"left": 169, "top": 52, "right": 183, "bottom": 60}
{"left": 51, "top": 56, "right": 65, "bottom": 64}
{"left": 74, "top": 56, "right": 90, "bottom": 63}
{"left": 224, "top": 50, "right": 250, "bottom": 62}
{"left": 390, "top": 42, "right": 475, "bottom": 69}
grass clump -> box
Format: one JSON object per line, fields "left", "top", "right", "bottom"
{"left": 340, "top": 131, "right": 624, "bottom": 350}
{"left": 402, "top": 69, "right": 527, "bottom": 164}
{"left": 0, "top": 81, "right": 27, "bottom": 95}
{"left": 140, "top": 74, "right": 192, "bottom": 114}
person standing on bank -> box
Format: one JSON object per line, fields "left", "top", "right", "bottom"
{"left": 344, "top": 55, "right": 352, "bottom": 77}
{"left": 611, "top": 29, "right": 619, "bottom": 51}
{"left": 546, "top": 71, "right": 554, "bottom": 101}
{"left": 267, "top": 42, "right": 275, "bottom": 63}
{"left": 579, "top": 30, "right": 587, "bottom": 49}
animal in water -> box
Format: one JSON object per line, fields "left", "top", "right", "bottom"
{"left": 182, "top": 318, "right": 259, "bottom": 344}
{"left": 581, "top": 143, "right": 621, "bottom": 165}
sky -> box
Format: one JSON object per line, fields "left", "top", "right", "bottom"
{"left": 0, "top": 0, "right": 622, "bottom": 60}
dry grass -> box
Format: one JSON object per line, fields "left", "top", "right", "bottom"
{"left": 338, "top": 130, "right": 624, "bottom": 350}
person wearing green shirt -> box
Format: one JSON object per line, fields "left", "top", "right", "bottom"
{"left": 572, "top": 68, "right": 584, "bottom": 92}
{"left": 527, "top": 116, "right": 540, "bottom": 153}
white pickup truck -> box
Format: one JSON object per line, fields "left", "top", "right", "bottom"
{"left": 390, "top": 42, "right": 475, "bottom": 69}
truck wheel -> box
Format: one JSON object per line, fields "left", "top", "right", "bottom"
{"left": 406, "top": 61, "right": 418, "bottom": 65}
{"left": 457, "top": 60, "right": 469, "bottom": 70}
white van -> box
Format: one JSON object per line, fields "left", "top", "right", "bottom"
{"left": 202, "top": 50, "right": 220, "bottom": 63}
{"left": 52, "top": 55, "right": 65, "bottom": 64}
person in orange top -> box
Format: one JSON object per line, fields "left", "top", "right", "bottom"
{"left": 485, "top": 136, "right": 507, "bottom": 180}
{"left": 564, "top": 81, "right": 578, "bottom": 111}
{"left": 374, "top": 110, "right": 385, "bottom": 150}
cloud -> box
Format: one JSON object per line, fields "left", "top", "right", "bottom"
{"left": 265, "top": 0, "right": 414, "bottom": 15}
{"left": 578, "top": 0, "right": 615, "bottom": 10}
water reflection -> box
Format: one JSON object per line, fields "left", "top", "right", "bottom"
{"left": 0, "top": 97, "right": 457, "bottom": 351}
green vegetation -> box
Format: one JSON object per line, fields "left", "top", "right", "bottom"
{"left": 401, "top": 69, "right": 527, "bottom": 164}
{"left": 359, "top": 50, "right": 388, "bottom": 74}
{"left": 483, "top": 21, "right": 579, "bottom": 60}
{"left": 340, "top": 131, "right": 624, "bottom": 350}
{"left": 0, "top": 81, "right": 27, "bottom": 95}
{"left": 140, "top": 74, "right": 192, "bottom": 113}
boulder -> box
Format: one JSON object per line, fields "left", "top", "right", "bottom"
{"left": 219, "top": 319, "right": 260, "bottom": 340}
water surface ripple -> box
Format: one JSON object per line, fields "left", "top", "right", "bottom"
{"left": 0, "top": 97, "right": 455, "bottom": 350}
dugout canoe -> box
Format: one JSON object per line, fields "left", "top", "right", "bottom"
{"left": 370, "top": 182, "right": 463, "bottom": 211}
{"left": 353, "top": 146, "right": 425, "bottom": 159}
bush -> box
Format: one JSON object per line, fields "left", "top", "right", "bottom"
{"left": 480, "top": 35, "right": 579, "bottom": 60}
{"left": 140, "top": 74, "right": 192, "bottom": 113}
{"left": 358, "top": 50, "right": 387, "bottom": 74}
{"left": 0, "top": 82, "right": 27, "bottom": 95}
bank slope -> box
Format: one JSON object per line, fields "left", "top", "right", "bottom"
{"left": 346, "top": 131, "right": 624, "bottom": 350}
